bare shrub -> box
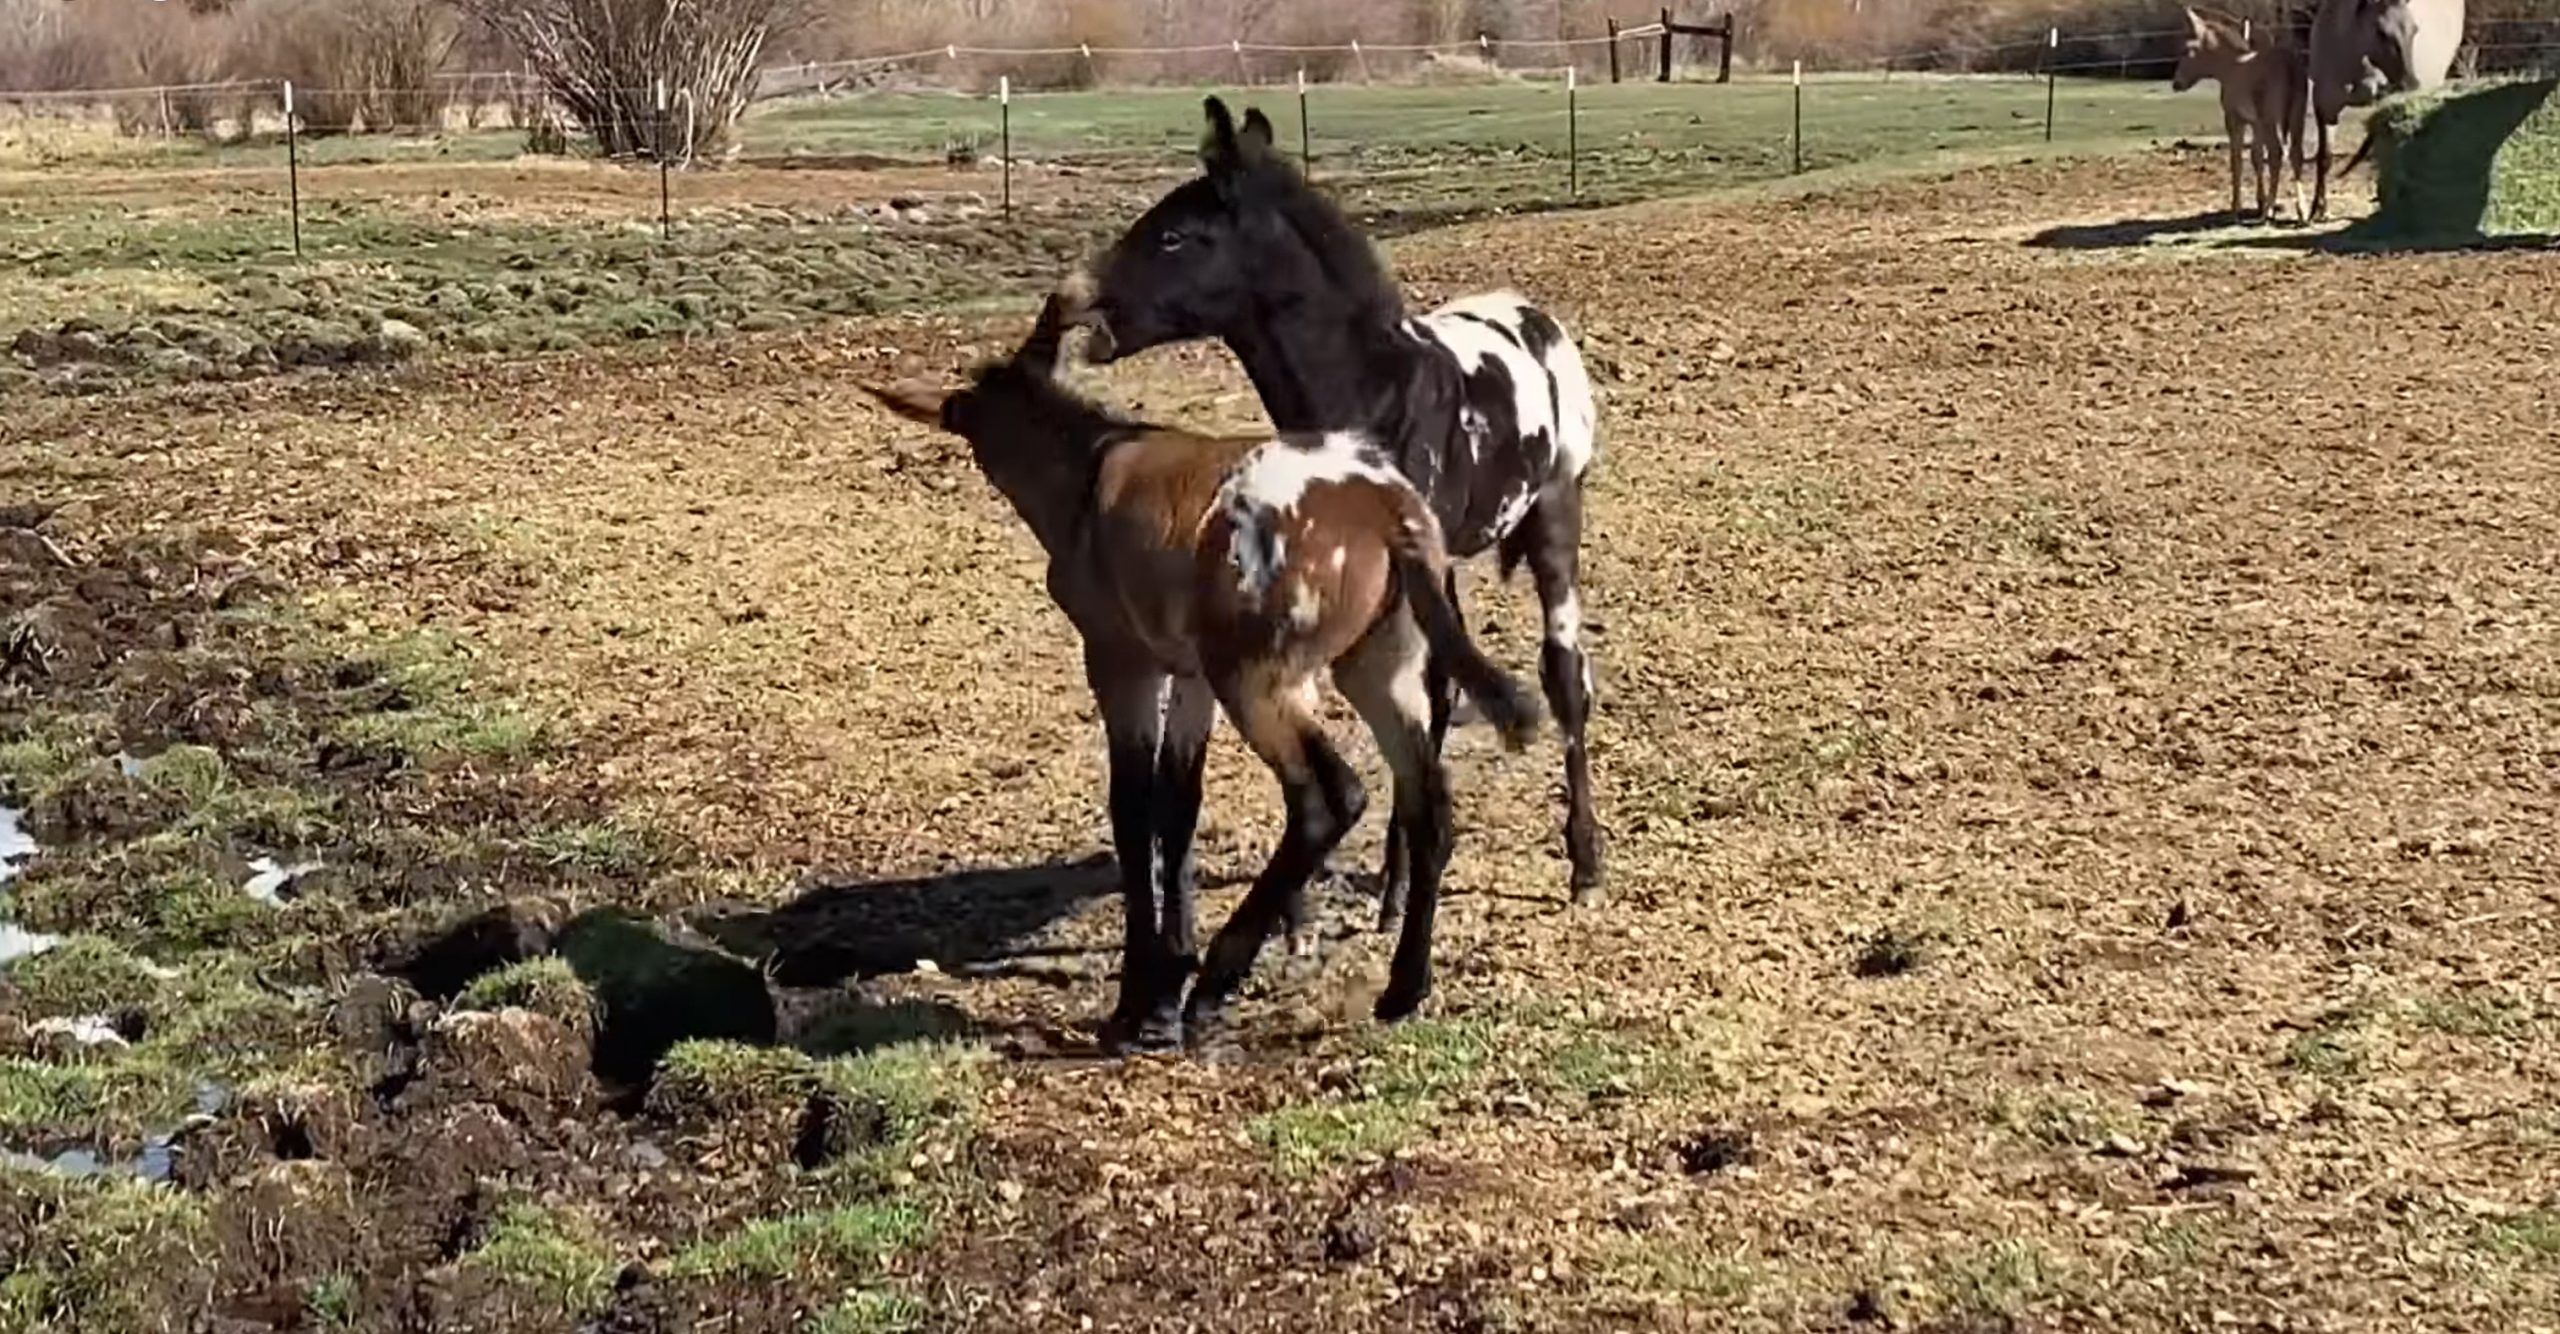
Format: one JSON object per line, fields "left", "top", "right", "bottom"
{"left": 233, "top": 0, "right": 457, "bottom": 135}
{"left": 457, "top": 0, "right": 804, "bottom": 159}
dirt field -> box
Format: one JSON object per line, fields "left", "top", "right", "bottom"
{"left": 5, "top": 146, "right": 2558, "bottom": 1332}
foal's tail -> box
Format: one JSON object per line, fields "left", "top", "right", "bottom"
{"left": 1387, "top": 496, "right": 1542, "bottom": 752}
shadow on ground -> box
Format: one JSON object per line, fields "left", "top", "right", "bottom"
{"left": 2022, "top": 208, "right": 2260, "bottom": 249}
{"left": 688, "top": 853, "right": 1122, "bottom": 987}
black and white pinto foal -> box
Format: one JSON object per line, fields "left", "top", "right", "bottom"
{"left": 1071, "top": 96, "right": 1604, "bottom": 921}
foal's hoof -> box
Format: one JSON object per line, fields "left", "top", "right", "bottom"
{"left": 1099, "top": 1010, "right": 1184, "bottom": 1057}
{"left": 1373, "top": 979, "right": 1432, "bottom": 1024}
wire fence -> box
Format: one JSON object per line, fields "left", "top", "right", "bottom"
{"left": 1, "top": 21, "right": 2555, "bottom": 270}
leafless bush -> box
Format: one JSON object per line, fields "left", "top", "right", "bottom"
{"left": 458, "top": 0, "right": 803, "bottom": 158}
{"left": 237, "top": 0, "right": 459, "bottom": 135}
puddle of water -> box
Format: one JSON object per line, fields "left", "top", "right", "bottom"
{"left": 242, "top": 855, "right": 324, "bottom": 906}
{"left": 1, "top": 803, "right": 33, "bottom": 883}
{"left": 0, "top": 1081, "right": 228, "bottom": 1184}
{"left": 3, "top": 804, "right": 62, "bottom": 965}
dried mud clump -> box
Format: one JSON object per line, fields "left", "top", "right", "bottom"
{"left": 211, "top": 1159, "right": 372, "bottom": 1311}
{"left": 411, "top": 1007, "right": 598, "bottom": 1120}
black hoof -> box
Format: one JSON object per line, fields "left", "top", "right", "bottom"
{"left": 1373, "top": 980, "right": 1431, "bottom": 1024}
{"left": 1099, "top": 1010, "right": 1183, "bottom": 1056}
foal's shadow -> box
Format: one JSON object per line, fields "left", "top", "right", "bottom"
{"left": 2021, "top": 209, "right": 2268, "bottom": 250}
{"left": 688, "top": 854, "right": 1122, "bottom": 988}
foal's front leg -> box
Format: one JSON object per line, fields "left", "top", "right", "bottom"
{"left": 1088, "top": 647, "right": 1185, "bottom": 1053}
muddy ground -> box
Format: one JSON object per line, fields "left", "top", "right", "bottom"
{"left": 3, "top": 147, "right": 2558, "bottom": 1333}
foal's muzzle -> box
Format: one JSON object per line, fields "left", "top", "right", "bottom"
{"left": 1072, "top": 307, "right": 1122, "bottom": 364}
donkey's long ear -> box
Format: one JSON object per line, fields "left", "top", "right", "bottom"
{"left": 1201, "top": 95, "right": 1242, "bottom": 172}
{"left": 856, "top": 380, "right": 955, "bottom": 431}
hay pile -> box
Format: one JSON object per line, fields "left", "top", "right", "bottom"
{"left": 2359, "top": 77, "right": 2560, "bottom": 241}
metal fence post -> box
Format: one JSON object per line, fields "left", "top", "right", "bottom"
{"left": 283, "top": 80, "right": 302, "bottom": 258}
{"left": 2044, "top": 28, "right": 2060, "bottom": 143}
{"left": 1000, "top": 75, "right": 1012, "bottom": 218}
{"left": 1792, "top": 60, "right": 1804, "bottom": 174}
{"left": 1297, "top": 68, "right": 1311, "bottom": 172}
{"left": 655, "top": 77, "right": 671, "bottom": 240}
{"left": 1567, "top": 65, "right": 1579, "bottom": 198}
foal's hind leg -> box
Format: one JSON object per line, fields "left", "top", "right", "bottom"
{"left": 1377, "top": 567, "right": 1458, "bottom": 933}
{"left": 1185, "top": 668, "right": 1364, "bottom": 1041}
{"left": 1506, "top": 486, "right": 1604, "bottom": 903}
{"left": 1335, "top": 607, "right": 1451, "bottom": 1022}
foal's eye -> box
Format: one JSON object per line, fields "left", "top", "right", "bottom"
{"left": 1158, "top": 229, "right": 1184, "bottom": 252}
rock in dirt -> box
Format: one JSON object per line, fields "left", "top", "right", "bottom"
{"left": 555, "top": 907, "right": 775, "bottom": 1085}
{"left": 412, "top": 1007, "right": 596, "bottom": 1119}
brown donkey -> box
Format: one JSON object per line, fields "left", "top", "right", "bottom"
{"left": 2172, "top": 7, "right": 2308, "bottom": 224}
{"left": 859, "top": 292, "right": 1540, "bottom": 1053}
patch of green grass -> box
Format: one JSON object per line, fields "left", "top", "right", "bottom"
{"left": 12, "top": 859, "right": 282, "bottom": 957}
{"left": 2282, "top": 1003, "right": 2378, "bottom": 1083}
{"left": 2, "top": 935, "right": 167, "bottom": 1018}
{"left": 455, "top": 1202, "right": 620, "bottom": 1322}
{"left": 2137, "top": 1220, "right": 2210, "bottom": 1268}
{"left": 808, "top": 1288, "right": 930, "bottom": 1334}
{"left": 2401, "top": 989, "right": 2534, "bottom": 1040}
{"left": 2363, "top": 78, "right": 2560, "bottom": 241}
{"left": 668, "top": 1200, "right": 927, "bottom": 1284}
{"left": 2474, "top": 1210, "right": 2560, "bottom": 1266}
{"left": 0, "top": 1054, "right": 200, "bottom": 1151}
{"left": 1991, "top": 1088, "right": 2132, "bottom": 1150}
{"left": 1592, "top": 1235, "right": 1758, "bottom": 1304}
{"left": 0, "top": 1168, "right": 216, "bottom": 1331}
{"left": 0, "top": 714, "right": 111, "bottom": 799}
{"left": 457, "top": 956, "right": 598, "bottom": 1035}
{"left": 302, "top": 1273, "right": 361, "bottom": 1330}
{"left": 522, "top": 817, "right": 655, "bottom": 874}
{"left": 337, "top": 701, "right": 547, "bottom": 764}
{"left": 1936, "top": 1237, "right": 2058, "bottom": 1318}
{"left": 1249, "top": 1016, "right": 1496, "bottom": 1175}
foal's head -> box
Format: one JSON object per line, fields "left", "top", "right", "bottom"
{"left": 1072, "top": 96, "right": 1401, "bottom": 365}
{"left": 859, "top": 288, "right": 1130, "bottom": 540}
{"left": 2171, "top": 8, "right": 2250, "bottom": 91}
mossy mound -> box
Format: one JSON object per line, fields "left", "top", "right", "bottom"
{"left": 2359, "top": 78, "right": 2560, "bottom": 242}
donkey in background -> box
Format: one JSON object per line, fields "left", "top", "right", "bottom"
{"left": 858, "top": 288, "right": 1539, "bottom": 1053}
{"left": 1068, "top": 96, "right": 1606, "bottom": 927}
{"left": 2173, "top": 7, "right": 2309, "bottom": 224}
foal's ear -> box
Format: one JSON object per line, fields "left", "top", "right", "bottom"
{"left": 1201, "top": 95, "right": 1242, "bottom": 173}
{"left": 1238, "top": 108, "right": 1276, "bottom": 160}
{"left": 855, "top": 380, "right": 954, "bottom": 432}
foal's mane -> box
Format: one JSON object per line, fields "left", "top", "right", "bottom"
{"left": 1231, "top": 151, "right": 1408, "bottom": 330}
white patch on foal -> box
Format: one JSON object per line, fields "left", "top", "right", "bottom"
{"left": 1545, "top": 588, "right": 1583, "bottom": 651}
{"left": 1216, "top": 431, "right": 1397, "bottom": 605}
{"left": 1410, "top": 290, "right": 1601, "bottom": 486}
